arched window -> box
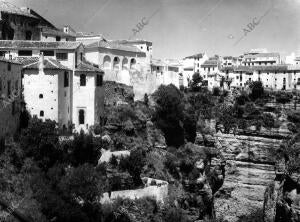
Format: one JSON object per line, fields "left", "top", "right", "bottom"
{"left": 130, "top": 58, "right": 136, "bottom": 69}
{"left": 40, "top": 110, "right": 44, "bottom": 117}
{"left": 79, "top": 109, "right": 85, "bottom": 124}
{"left": 113, "top": 57, "right": 120, "bottom": 70}
{"left": 122, "top": 58, "right": 128, "bottom": 70}
{"left": 80, "top": 74, "right": 86, "bottom": 86}
{"left": 103, "top": 55, "right": 111, "bottom": 69}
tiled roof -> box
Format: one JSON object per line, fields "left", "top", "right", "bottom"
{"left": 151, "top": 59, "right": 166, "bottom": 67}
{"left": 75, "top": 61, "right": 104, "bottom": 73}
{"left": 184, "top": 53, "right": 205, "bottom": 59}
{"left": 0, "top": 40, "right": 82, "bottom": 50}
{"left": 220, "top": 66, "right": 234, "bottom": 72}
{"left": 234, "top": 65, "right": 288, "bottom": 72}
{"left": 42, "top": 28, "right": 76, "bottom": 38}
{"left": 0, "top": 57, "right": 22, "bottom": 65}
{"left": 244, "top": 52, "right": 280, "bottom": 59}
{"left": 113, "top": 39, "right": 152, "bottom": 46}
{"left": 85, "top": 40, "right": 144, "bottom": 54}
{"left": 201, "top": 59, "right": 219, "bottom": 67}
{"left": 0, "top": 1, "right": 37, "bottom": 18}
{"left": 14, "top": 57, "right": 70, "bottom": 70}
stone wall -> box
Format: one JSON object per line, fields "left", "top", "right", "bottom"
{"left": 100, "top": 179, "right": 168, "bottom": 204}
{"left": 104, "top": 81, "right": 134, "bottom": 106}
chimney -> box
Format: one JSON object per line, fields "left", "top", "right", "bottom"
{"left": 39, "top": 52, "right": 44, "bottom": 72}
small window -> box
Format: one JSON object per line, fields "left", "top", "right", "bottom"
{"left": 15, "top": 80, "right": 18, "bottom": 92}
{"left": 96, "top": 74, "right": 103, "bottom": 87}
{"left": 8, "top": 63, "right": 11, "bottom": 71}
{"left": 18, "top": 50, "right": 32, "bottom": 56}
{"left": 64, "top": 71, "right": 69, "bottom": 87}
{"left": 79, "top": 109, "right": 85, "bottom": 124}
{"left": 80, "top": 52, "right": 83, "bottom": 61}
{"left": 25, "top": 31, "right": 32, "bottom": 40}
{"left": 39, "top": 94, "right": 43, "bottom": 99}
{"left": 56, "top": 53, "right": 68, "bottom": 61}
{"left": 41, "top": 50, "right": 54, "bottom": 56}
{"left": 80, "top": 74, "right": 86, "bottom": 86}
{"left": 56, "top": 36, "right": 61, "bottom": 41}
{"left": 40, "top": 111, "right": 44, "bottom": 117}
{"left": 7, "top": 80, "right": 11, "bottom": 96}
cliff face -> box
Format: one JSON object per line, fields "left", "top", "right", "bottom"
{"left": 213, "top": 133, "right": 282, "bottom": 221}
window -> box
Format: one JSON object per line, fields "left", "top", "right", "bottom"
{"left": 80, "top": 74, "right": 86, "bottom": 86}
{"left": 7, "top": 80, "right": 11, "bottom": 97}
{"left": 80, "top": 52, "right": 83, "bottom": 61}
{"left": 18, "top": 50, "right": 32, "bottom": 56}
{"left": 11, "top": 101, "right": 15, "bottom": 115}
{"left": 41, "top": 50, "right": 54, "bottom": 56}
{"left": 56, "top": 36, "right": 61, "bottom": 41}
{"left": 75, "top": 52, "right": 78, "bottom": 68}
{"left": 56, "top": 53, "right": 68, "bottom": 61}
{"left": 64, "top": 71, "right": 69, "bottom": 87}
{"left": 7, "top": 63, "right": 11, "bottom": 71}
{"left": 25, "top": 31, "right": 32, "bottom": 40}
{"left": 96, "top": 74, "right": 103, "bottom": 87}
{"left": 79, "top": 109, "right": 85, "bottom": 124}
{"left": 0, "top": 51, "right": 6, "bottom": 57}
{"left": 0, "top": 78, "right": 2, "bottom": 92}
{"left": 40, "top": 111, "right": 44, "bottom": 117}
{"left": 15, "top": 80, "right": 18, "bottom": 93}
{"left": 39, "top": 94, "right": 43, "bottom": 99}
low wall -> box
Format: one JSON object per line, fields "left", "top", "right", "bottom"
{"left": 100, "top": 183, "right": 168, "bottom": 204}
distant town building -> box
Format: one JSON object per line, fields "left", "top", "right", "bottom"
{"left": 181, "top": 52, "right": 208, "bottom": 87}
{"left": 0, "top": 58, "right": 22, "bottom": 141}
{"left": 0, "top": 40, "right": 105, "bottom": 132}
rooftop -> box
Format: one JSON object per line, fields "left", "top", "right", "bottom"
{"left": 201, "top": 59, "right": 219, "bottom": 67}
{"left": 0, "top": 1, "right": 37, "bottom": 19}
{"left": 244, "top": 52, "right": 280, "bottom": 59}
{"left": 113, "top": 39, "right": 153, "bottom": 46}
{"left": 0, "top": 40, "right": 82, "bottom": 50}
{"left": 234, "top": 65, "right": 291, "bottom": 72}
{"left": 184, "top": 53, "right": 205, "bottom": 59}
{"left": 14, "top": 57, "right": 70, "bottom": 70}
{"left": 75, "top": 61, "right": 104, "bottom": 73}
{"left": 0, "top": 57, "right": 22, "bottom": 65}
{"left": 42, "top": 28, "right": 76, "bottom": 38}
{"left": 85, "top": 40, "right": 145, "bottom": 54}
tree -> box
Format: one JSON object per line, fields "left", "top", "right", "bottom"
{"left": 152, "top": 84, "right": 185, "bottom": 147}
{"left": 20, "top": 117, "right": 62, "bottom": 170}
{"left": 183, "top": 107, "right": 197, "bottom": 143}
{"left": 191, "top": 72, "right": 203, "bottom": 91}
{"left": 68, "top": 131, "right": 100, "bottom": 166}
{"left": 249, "top": 81, "right": 264, "bottom": 101}
{"left": 119, "top": 148, "right": 146, "bottom": 187}
{"left": 59, "top": 163, "right": 103, "bottom": 203}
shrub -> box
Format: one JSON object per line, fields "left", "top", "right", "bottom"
{"left": 163, "top": 207, "right": 188, "bottom": 222}
{"left": 262, "top": 113, "right": 275, "bottom": 129}
{"left": 109, "top": 155, "right": 118, "bottom": 167}
{"left": 213, "top": 87, "right": 221, "bottom": 96}
{"left": 249, "top": 81, "right": 264, "bottom": 101}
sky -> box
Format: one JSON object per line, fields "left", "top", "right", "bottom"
{"left": 10, "top": 0, "right": 300, "bottom": 59}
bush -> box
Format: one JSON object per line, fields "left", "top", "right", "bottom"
{"left": 163, "top": 207, "right": 188, "bottom": 222}
{"left": 213, "top": 87, "right": 221, "bottom": 96}
{"left": 249, "top": 81, "right": 264, "bottom": 101}
{"left": 262, "top": 113, "right": 275, "bottom": 129}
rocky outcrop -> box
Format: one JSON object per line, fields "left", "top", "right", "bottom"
{"left": 213, "top": 133, "right": 282, "bottom": 221}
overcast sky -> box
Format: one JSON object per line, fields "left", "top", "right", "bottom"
{"left": 11, "top": 0, "right": 300, "bottom": 59}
